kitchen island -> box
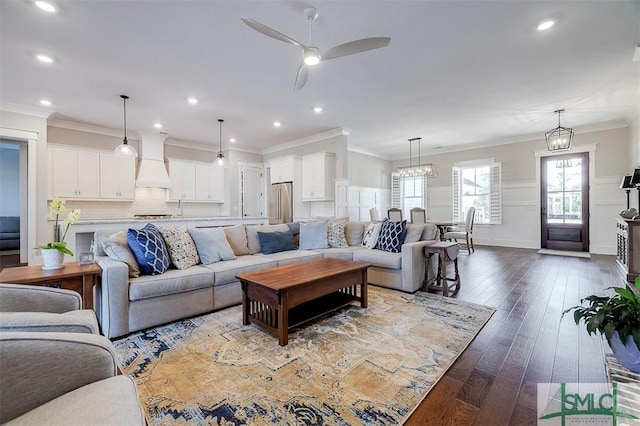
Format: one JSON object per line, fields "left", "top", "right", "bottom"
{"left": 50, "top": 216, "right": 268, "bottom": 263}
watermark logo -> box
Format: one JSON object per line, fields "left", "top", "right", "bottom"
{"left": 538, "top": 383, "right": 640, "bottom": 425}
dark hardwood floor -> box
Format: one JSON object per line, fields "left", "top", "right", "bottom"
{"left": 406, "top": 245, "right": 622, "bottom": 426}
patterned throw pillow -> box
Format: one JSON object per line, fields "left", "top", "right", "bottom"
{"left": 161, "top": 227, "right": 200, "bottom": 270}
{"left": 361, "top": 222, "right": 383, "bottom": 249}
{"left": 375, "top": 219, "right": 408, "bottom": 253}
{"left": 327, "top": 219, "right": 348, "bottom": 248}
{"left": 127, "top": 223, "right": 170, "bottom": 276}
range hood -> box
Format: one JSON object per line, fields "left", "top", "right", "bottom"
{"left": 136, "top": 132, "right": 171, "bottom": 188}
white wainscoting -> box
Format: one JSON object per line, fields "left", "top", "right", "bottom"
{"left": 345, "top": 185, "right": 390, "bottom": 222}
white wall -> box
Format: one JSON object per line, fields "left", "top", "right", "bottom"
{"left": 393, "top": 126, "right": 629, "bottom": 254}
{"left": 0, "top": 144, "right": 20, "bottom": 216}
{"left": 348, "top": 151, "right": 393, "bottom": 189}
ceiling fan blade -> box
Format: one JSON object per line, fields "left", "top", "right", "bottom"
{"left": 294, "top": 62, "right": 309, "bottom": 91}
{"left": 241, "top": 17, "right": 306, "bottom": 48}
{"left": 322, "top": 37, "right": 391, "bottom": 61}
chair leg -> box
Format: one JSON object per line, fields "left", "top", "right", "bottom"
{"left": 466, "top": 234, "right": 471, "bottom": 253}
{"left": 470, "top": 236, "right": 475, "bottom": 253}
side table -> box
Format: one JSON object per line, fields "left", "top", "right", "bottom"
{"left": 0, "top": 262, "right": 101, "bottom": 310}
{"left": 422, "top": 241, "right": 460, "bottom": 297}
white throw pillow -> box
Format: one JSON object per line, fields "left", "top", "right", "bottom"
{"left": 361, "top": 222, "right": 383, "bottom": 249}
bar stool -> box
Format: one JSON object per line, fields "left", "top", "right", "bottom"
{"left": 422, "top": 241, "right": 460, "bottom": 297}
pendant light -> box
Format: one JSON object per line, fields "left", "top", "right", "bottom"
{"left": 216, "top": 119, "right": 225, "bottom": 167}
{"left": 113, "top": 95, "right": 138, "bottom": 157}
{"left": 398, "top": 138, "right": 438, "bottom": 177}
{"left": 545, "top": 109, "right": 573, "bottom": 152}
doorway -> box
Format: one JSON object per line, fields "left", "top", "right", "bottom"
{"left": 239, "top": 163, "right": 264, "bottom": 217}
{"left": 540, "top": 152, "right": 589, "bottom": 251}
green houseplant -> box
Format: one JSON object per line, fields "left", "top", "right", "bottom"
{"left": 36, "top": 198, "right": 81, "bottom": 270}
{"left": 563, "top": 277, "right": 640, "bottom": 372}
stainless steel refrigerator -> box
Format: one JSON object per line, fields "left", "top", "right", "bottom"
{"left": 268, "top": 182, "right": 293, "bottom": 224}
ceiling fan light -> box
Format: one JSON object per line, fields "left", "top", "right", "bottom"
{"left": 303, "top": 48, "right": 321, "bottom": 66}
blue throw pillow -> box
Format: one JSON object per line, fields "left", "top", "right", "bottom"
{"left": 299, "top": 220, "right": 329, "bottom": 250}
{"left": 127, "top": 223, "right": 170, "bottom": 275}
{"left": 375, "top": 219, "right": 407, "bottom": 253}
{"left": 286, "top": 221, "right": 300, "bottom": 235}
{"left": 257, "top": 230, "right": 297, "bottom": 255}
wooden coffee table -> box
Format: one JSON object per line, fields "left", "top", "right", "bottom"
{"left": 236, "top": 257, "right": 370, "bottom": 346}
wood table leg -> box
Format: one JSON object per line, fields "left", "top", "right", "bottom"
{"left": 241, "top": 281, "right": 249, "bottom": 325}
{"left": 440, "top": 252, "right": 449, "bottom": 297}
{"left": 82, "top": 273, "right": 96, "bottom": 310}
{"left": 278, "top": 291, "right": 289, "bottom": 346}
{"left": 361, "top": 269, "right": 368, "bottom": 308}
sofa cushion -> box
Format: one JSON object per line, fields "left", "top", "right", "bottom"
{"left": 404, "top": 224, "right": 425, "bottom": 244}
{"left": 361, "top": 222, "right": 382, "bottom": 249}
{"left": 246, "top": 224, "right": 289, "bottom": 254}
{"left": 254, "top": 250, "right": 321, "bottom": 266}
{"left": 344, "top": 222, "right": 365, "bottom": 246}
{"left": 353, "top": 249, "right": 402, "bottom": 269}
{"left": 202, "top": 255, "right": 277, "bottom": 286}
{"left": 160, "top": 227, "right": 200, "bottom": 270}
{"left": 257, "top": 230, "right": 297, "bottom": 254}
{"left": 375, "top": 219, "right": 407, "bottom": 253}
{"left": 102, "top": 231, "right": 140, "bottom": 278}
{"left": 223, "top": 225, "right": 250, "bottom": 256}
{"left": 127, "top": 224, "right": 170, "bottom": 276}
{"left": 313, "top": 246, "right": 365, "bottom": 260}
{"left": 188, "top": 227, "right": 236, "bottom": 264}
{"left": 327, "top": 219, "right": 348, "bottom": 248}
{"left": 128, "top": 266, "right": 213, "bottom": 301}
{"left": 299, "top": 220, "right": 329, "bottom": 250}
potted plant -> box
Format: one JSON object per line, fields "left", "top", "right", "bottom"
{"left": 563, "top": 278, "right": 640, "bottom": 372}
{"left": 36, "top": 198, "right": 81, "bottom": 270}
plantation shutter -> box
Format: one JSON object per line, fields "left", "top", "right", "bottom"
{"left": 391, "top": 173, "right": 402, "bottom": 208}
{"left": 452, "top": 167, "right": 461, "bottom": 221}
{"left": 489, "top": 162, "right": 502, "bottom": 224}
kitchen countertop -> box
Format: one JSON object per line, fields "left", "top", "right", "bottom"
{"left": 52, "top": 216, "right": 267, "bottom": 225}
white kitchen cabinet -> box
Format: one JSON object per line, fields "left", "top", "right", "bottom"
{"left": 167, "top": 160, "right": 196, "bottom": 201}
{"left": 99, "top": 153, "right": 136, "bottom": 200}
{"left": 49, "top": 146, "right": 100, "bottom": 199}
{"left": 269, "top": 156, "right": 294, "bottom": 183}
{"left": 195, "top": 163, "right": 224, "bottom": 202}
{"left": 301, "top": 152, "right": 335, "bottom": 201}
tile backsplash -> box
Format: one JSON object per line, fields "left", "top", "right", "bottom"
{"left": 64, "top": 188, "right": 223, "bottom": 219}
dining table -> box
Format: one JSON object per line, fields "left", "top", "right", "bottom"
{"left": 427, "top": 220, "right": 458, "bottom": 240}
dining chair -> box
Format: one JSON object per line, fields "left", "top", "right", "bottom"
{"left": 387, "top": 208, "right": 403, "bottom": 222}
{"left": 369, "top": 207, "right": 380, "bottom": 222}
{"left": 410, "top": 207, "right": 426, "bottom": 224}
{"left": 443, "top": 207, "right": 476, "bottom": 253}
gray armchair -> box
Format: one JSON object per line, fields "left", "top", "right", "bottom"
{"left": 0, "top": 285, "right": 146, "bottom": 425}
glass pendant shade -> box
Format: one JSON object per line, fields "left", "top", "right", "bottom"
{"left": 545, "top": 109, "right": 573, "bottom": 152}
{"left": 114, "top": 95, "right": 138, "bottom": 157}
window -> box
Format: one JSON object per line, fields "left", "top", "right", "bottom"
{"left": 452, "top": 160, "right": 501, "bottom": 224}
{"left": 391, "top": 172, "right": 427, "bottom": 220}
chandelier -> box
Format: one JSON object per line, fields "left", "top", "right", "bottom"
{"left": 398, "top": 137, "right": 438, "bottom": 177}
{"left": 545, "top": 109, "right": 573, "bottom": 152}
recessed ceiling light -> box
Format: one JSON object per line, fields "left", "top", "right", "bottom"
{"left": 36, "top": 54, "right": 53, "bottom": 63}
{"left": 187, "top": 97, "right": 198, "bottom": 105}
{"left": 35, "top": 1, "right": 56, "bottom": 13}
{"left": 273, "top": 121, "right": 282, "bottom": 128}
{"left": 313, "top": 106, "right": 323, "bottom": 113}
{"left": 39, "top": 99, "right": 52, "bottom": 106}
{"left": 229, "top": 138, "right": 236, "bottom": 143}
{"left": 537, "top": 19, "right": 555, "bottom": 31}
{"left": 154, "top": 123, "right": 163, "bottom": 129}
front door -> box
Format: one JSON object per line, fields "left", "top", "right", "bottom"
{"left": 540, "top": 152, "right": 589, "bottom": 251}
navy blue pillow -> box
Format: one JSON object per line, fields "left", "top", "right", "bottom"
{"left": 127, "top": 223, "right": 170, "bottom": 275}
{"left": 375, "top": 219, "right": 407, "bottom": 253}
{"left": 257, "top": 230, "right": 297, "bottom": 255}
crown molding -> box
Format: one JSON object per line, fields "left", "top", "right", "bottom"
{"left": 262, "top": 127, "right": 350, "bottom": 155}
{"left": 47, "top": 118, "right": 140, "bottom": 140}
{"left": 347, "top": 146, "right": 388, "bottom": 160}
{"left": 0, "top": 102, "right": 53, "bottom": 119}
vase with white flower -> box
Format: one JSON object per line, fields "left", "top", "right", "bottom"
{"left": 36, "top": 198, "right": 81, "bottom": 270}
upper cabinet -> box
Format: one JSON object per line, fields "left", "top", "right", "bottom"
{"left": 167, "top": 159, "right": 223, "bottom": 203}
{"left": 301, "top": 152, "right": 336, "bottom": 201}
{"left": 48, "top": 146, "right": 101, "bottom": 199}
{"left": 269, "top": 156, "right": 295, "bottom": 183}
{"left": 99, "top": 153, "right": 136, "bottom": 200}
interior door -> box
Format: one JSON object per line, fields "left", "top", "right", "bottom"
{"left": 540, "top": 152, "right": 589, "bottom": 251}
{"left": 241, "top": 164, "right": 263, "bottom": 217}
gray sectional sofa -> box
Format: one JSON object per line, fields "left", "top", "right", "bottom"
{"left": 93, "top": 221, "right": 439, "bottom": 339}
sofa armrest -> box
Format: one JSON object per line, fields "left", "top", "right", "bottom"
{"left": 95, "top": 256, "right": 130, "bottom": 339}
{"left": 0, "top": 332, "right": 118, "bottom": 424}
{"left": 0, "top": 284, "right": 82, "bottom": 313}
{"left": 0, "top": 311, "right": 99, "bottom": 334}
{"left": 400, "top": 241, "right": 438, "bottom": 293}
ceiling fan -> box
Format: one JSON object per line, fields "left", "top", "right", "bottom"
{"left": 241, "top": 7, "right": 391, "bottom": 90}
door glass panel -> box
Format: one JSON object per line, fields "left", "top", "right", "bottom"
{"left": 546, "top": 157, "right": 582, "bottom": 225}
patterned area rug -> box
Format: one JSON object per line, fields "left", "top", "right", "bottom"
{"left": 113, "top": 287, "right": 495, "bottom": 425}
